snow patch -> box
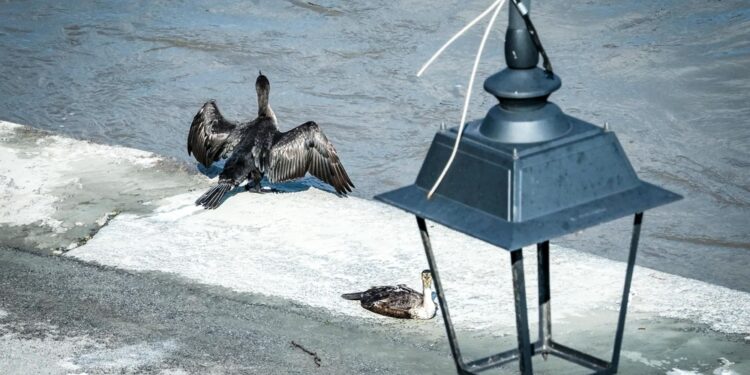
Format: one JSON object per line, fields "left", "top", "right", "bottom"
{"left": 0, "top": 120, "right": 163, "bottom": 228}
{"left": 0, "top": 145, "right": 60, "bottom": 226}
{"left": 713, "top": 358, "right": 739, "bottom": 375}
{"left": 41, "top": 133, "right": 162, "bottom": 169}
{"left": 667, "top": 370, "right": 702, "bottom": 375}
{"left": 666, "top": 358, "right": 741, "bottom": 375}
{"left": 94, "top": 211, "right": 119, "bottom": 227}
{"left": 0, "top": 121, "right": 205, "bottom": 253}
{"left": 0, "top": 324, "right": 102, "bottom": 374}
{"left": 69, "top": 188, "right": 750, "bottom": 335}
{"left": 0, "top": 121, "right": 22, "bottom": 135}
{"left": 159, "top": 369, "right": 190, "bottom": 375}
{"left": 61, "top": 340, "right": 178, "bottom": 372}
{"left": 622, "top": 350, "right": 670, "bottom": 368}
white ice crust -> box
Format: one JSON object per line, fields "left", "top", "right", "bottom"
{"left": 2, "top": 120, "right": 747, "bottom": 336}
{"left": 0, "top": 120, "right": 160, "bottom": 227}
{"left": 69, "top": 189, "right": 750, "bottom": 336}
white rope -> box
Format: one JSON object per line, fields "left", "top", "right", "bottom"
{"left": 426, "top": 0, "right": 506, "bottom": 199}
{"left": 416, "top": 0, "right": 504, "bottom": 77}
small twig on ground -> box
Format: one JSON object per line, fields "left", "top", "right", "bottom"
{"left": 291, "top": 340, "right": 321, "bottom": 367}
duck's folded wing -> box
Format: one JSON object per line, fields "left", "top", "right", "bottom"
{"left": 388, "top": 291, "right": 422, "bottom": 309}
{"left": 360, "top": 285, "right": 402, "bottom": 304}
{"left": 187, "top": 100, "right": 238, "bottom": 168}
{"left": 364, "top": 290, "right": 422, "bottom": 319}
{"left": 366, "top": 301, "right": 413, "bottom": 319}
{"left": 266, "top": 121, "right": 354, "bottom": 195}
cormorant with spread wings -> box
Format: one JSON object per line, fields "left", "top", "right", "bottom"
{"left": 187, "top": 73, "right": 354, "bottom": 209}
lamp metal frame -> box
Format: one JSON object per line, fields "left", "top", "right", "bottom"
{"left": 416, "top": 213, "right": 644, "bottom": 374}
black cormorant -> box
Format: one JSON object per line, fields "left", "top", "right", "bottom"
{"left": 187, "top": 73, "right": 354, "bottom": 209}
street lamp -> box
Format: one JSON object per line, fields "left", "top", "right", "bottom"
{"left": 374, "top": 1, "right": 682, "bottom": 374}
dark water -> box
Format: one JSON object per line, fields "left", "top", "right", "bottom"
{"left": 1, "top": 1, "right": 748, "bottom": 290}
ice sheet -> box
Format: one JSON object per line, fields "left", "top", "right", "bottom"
{"left": 69, "top": 188, "right": 750, "bottom": 335}
{"left": 2, "top": 120, "right": 747, "bottom": 337}
{"left": 0, "top": 120, "right": 205, "bottom": 251}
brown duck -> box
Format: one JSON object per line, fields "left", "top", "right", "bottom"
{"left": 342, "top": 270, "right": 437, "bottom": 319}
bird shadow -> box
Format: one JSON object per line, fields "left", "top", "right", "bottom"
{"left": 194, "top": 162, "right": 345, "bottom": 200}
{"left": 196, "top": 160, "right": 225, "bottom": 179}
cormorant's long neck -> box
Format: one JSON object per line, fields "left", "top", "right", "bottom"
{"left": 257, "top": 89, "right": 277, "bottom": 125}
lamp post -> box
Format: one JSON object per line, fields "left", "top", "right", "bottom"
{"left": 374, "top": 1, "right": 682, "bottom": 374}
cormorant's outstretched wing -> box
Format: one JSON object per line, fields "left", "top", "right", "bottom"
{"left": 187, "top": 100, "right": 238, "bottom": 168}
{"left": 266, "top": 121, "right": 354, "bottom": 195}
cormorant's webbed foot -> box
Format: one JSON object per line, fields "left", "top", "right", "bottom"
{"left": 245, "top": 182, "right": 279, "bottom": 194}
{"left": 244, "top": 181, "right": 264, "bottom": 193}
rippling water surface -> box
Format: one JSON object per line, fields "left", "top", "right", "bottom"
{"left": 1, "top": 0, "right": 748, "bottom": 291}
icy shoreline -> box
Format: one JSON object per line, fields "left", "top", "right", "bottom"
{"left": 2, "top": 120, "right": 749, "bottom": 338}
{"left": 0, "top": 120, "right": 206, "bottom": 252}
{"left": 68, "top": 190, "right": 750, "bottom": 337}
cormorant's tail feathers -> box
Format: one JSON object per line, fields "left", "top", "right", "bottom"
{"left": 196, "top": 182, "right": 233, "bottom": 209}
{"left": 341, "top": 292, "right": 363, "bottom": 301}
